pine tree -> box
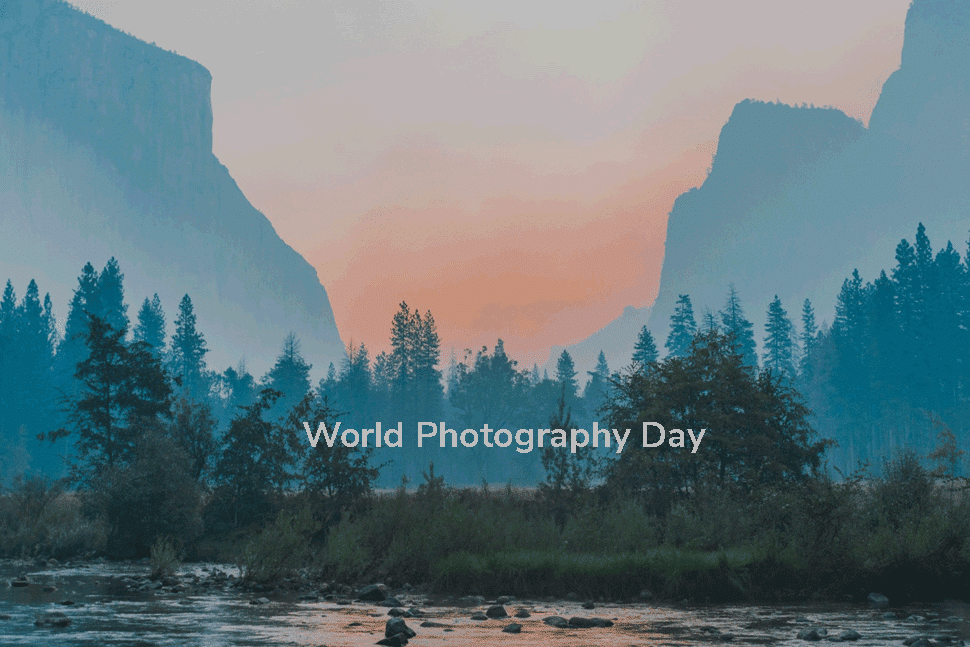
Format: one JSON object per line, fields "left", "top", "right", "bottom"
{"left": 665, "top": 294, "right": 697, "bottom": 358}
{"left": 632, "top": 326, "right": 658, "bottom": 368}
{"left": 57, "top": 263, "right": 102, "bottom": 396}
{"left": 133, "top": 294, "right": 166, "bottom": 359}
{"left": 336, "top": 340, "right": 372, "bottom": 425}
{"left": 799, "top": 299, "right": 818, "bottom": 378}
{"left": 45, "top": 315, "right": 172, "bottom": 483}
{"left": 555, "top": 349, "right": 578, "bottom": 401}
{"left": 98, "top": 258, "right": 129, "bottom": 334}
{"left": 169, "top": 295, "right": 209, "bottom": 402}
{"left": 719, "top": 285, "right": 757, "bottom": 367}
{"left": 763, "top": 295, "right": 795, "bottom": 380}
{"left": 263, "top": 333, "right": 312, "bottom": 420}
{"left": 583, "top": 351, "right": 610, "bottom": 414}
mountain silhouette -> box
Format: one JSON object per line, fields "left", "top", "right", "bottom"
{"left": 0, "top": 0, "right": 344, "bottom": 376}
{"left": 649, "top": 0, "right": 970, "bottom": 346}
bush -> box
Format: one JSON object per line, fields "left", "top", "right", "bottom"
{"left": 0, "top": 476, "right": 105, "bottom": 559}
{"left": 240, "top": 505, "right": 320, "bottom": 587}
{"left": 149, "top": 536, "right": 180, "bottom": 580}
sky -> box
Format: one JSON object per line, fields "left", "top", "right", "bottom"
{"left": 71, "top": 0, "right": 911, "bottom": 366}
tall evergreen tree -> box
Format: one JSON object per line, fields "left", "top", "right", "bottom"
{"left": 632, "top": 325, "right": 659, "bottom": 368}
{"left": 555, "top": 349, "right": 579, "bottom": 401}
{"left": 799, "top": 299, "right": 818, "bottom": 377}
{"left": 57, "top": 263, "right": 102, "bottom": 397}
{"left": 263, "top": 333, "right": 312, "bottom": 420}
{"left": 98, "top": 257, "right": 129, "bottom": 334}
{"left": 583, "top": 350, "right": 610, "bottom": 414}
{"left": 665, "top": 294, "right": 697, "bottom": 358}
{"left": 763, "top": 295, "right": 795, "bottom": 380}
{"left": 719, "top": 285, "right": 757, "bottom": 367}
{"left": 169, "top": 295, "right": 209, "bottom": 402}
{"left": 45, "top": 315, "right": 172, "bottom": 483}
{"left": 133, "top": 294, "right": 166, "bottom": 359}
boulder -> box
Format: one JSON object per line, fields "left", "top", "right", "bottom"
{"left": 380, "top": 597, "right": 404, "bottom": 607}
{"left": 867, "top": 592, "right": 889, "bottom": 607}
{"left": 543, "top": 616, "right": 569, "bottom": 628}
{"left": 838, "top": 629, "right": 861, "bottom": 641}
{"left": 376, "top": 634, "right": 408, "bottom": 647}
{"left": 385, "top": 618, "right": 415, "bottom": 639}
{"left": 569, "top": 616, "right": 613, "bottom": 628}
{"left": 502, "top": 623, "right": 522, "bottom": 633}
{"left": 359, "top": 584, "right": 389, "bottom": 602}
{"left": 514, "top": 609, "right": 531, "bottom": 618}
{"left": 34, "top": 611, "right": 71, "bottom": 628}
{"left": 485, "top": 605, "right": 508, "bottom": 618}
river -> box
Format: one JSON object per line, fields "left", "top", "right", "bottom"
{"left": 1, "top": 560, "right": 967, "bottom": 645}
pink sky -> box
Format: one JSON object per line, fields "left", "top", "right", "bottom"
{"left": 73, "top": 0, "right": 910, "bottom": 365}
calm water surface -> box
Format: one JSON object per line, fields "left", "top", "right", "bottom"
{"left": 1, "top": 561, "right": 967, "bottom": 646}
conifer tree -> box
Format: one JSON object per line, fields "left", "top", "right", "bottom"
{"left": 555, "top": 349, "right": 578, "bottom": 401}
{"left": 169, "top": 295, "right": 209, "bottom": 403}
{"left": 583, "top": 350, "right": 610, "bottom": 414}
{"left": 665, "top": 294, "right": 697, "bottom": 358}
{"left": 800, "top": 299, "right": 817, "bottom": 373}
{"left": 98, "top": 257, "right": 129, "bottom": 334}
{"left": 719, "top": 285, "right": 757, "bottom": 367}
{"left": 763, "top": 295, "right": 795, "bottom": 380}
{"left": 263, "top": 333, "right": 312, "bottom": 420}
{"left": 632, "top": 325, "right": 658, "bottom": 368}
{"left": 133, "top": 294, "right": 166, "bottom": 359}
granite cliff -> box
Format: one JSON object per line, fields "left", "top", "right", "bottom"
{"left": 649, "top": 0, "right": 970, "bottom": 344}
{"left": 0, "top": 0, "right": 344, "bottom": 376}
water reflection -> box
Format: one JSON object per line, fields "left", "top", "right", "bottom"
{"left": 1, "top": 561, "right": 967, "bottom": 646}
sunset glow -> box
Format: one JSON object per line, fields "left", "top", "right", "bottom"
{"left": 71, "top": 0, "right": 910, "bottom": 364}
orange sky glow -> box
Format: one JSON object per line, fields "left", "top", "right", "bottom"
{"left": 72, "top": 0, "right": 911, "bottom": 366}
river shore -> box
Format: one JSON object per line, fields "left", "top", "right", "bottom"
{"left": 1, "top": 559, "right": 969, "bottom": 646}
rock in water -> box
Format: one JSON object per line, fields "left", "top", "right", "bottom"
{"left": 358, "top": 584, "right": 389, "bottom": 602}
{"left": 867, "top": 592, "right": 890, "bottom": 608}
{"left": 485, "top": 605, "right": 508, "bottom": 618}
{"left": 34, "top": 612, "right": 71, "bottom": 628}
{"left": 543, "top": 616, "right": 569, "bottom": 628}
{"left": 384, "top": 618, "right": 415, "bottom": 639}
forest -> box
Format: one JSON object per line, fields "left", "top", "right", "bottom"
{"left": 0, "top": 223, "right": 967, "bottom": 601}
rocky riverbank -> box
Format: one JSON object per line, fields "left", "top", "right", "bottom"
{"left": 1, "top": 559, "right": 969, "bottom": 646}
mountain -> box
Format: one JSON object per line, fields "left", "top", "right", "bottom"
{"left": 0, "top": 0, "right": 344, "bottom": 377}
{"left": 542, "top": 305, "right": 651, "bottom": 384}
{"left": 649, "top": 0, "right": 970, "bottom": 347}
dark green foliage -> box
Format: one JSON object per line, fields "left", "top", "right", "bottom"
{"left": 46, "top": 315, "right": 173, "bottom": 483}
{"left": 763, "top": 295, "right": 795, "bottom": 379}
{"left": 170, "top": 398, "right": 218, "bottom": 483}
{"left": 97, "top": 258, "right": 129, "bottom": 334}
{"left": 133, "top": 294, "right": 166, "bottom": 359}
{"left": 294, "top": 391, "right": 378, "bottom": 515}
{"left": 719, "top": 284, "right": 757, "bottom": 367}
{"left": 212, "top": 389, "right": 294, "bottom": 528}
{"left": 555, "top": 349, "right": 578, "bottom": 401}
{"left": 539, "top": 387, "right": 597, "bottom": 528}
{"left": 632, "top": 325, "right": 659, "bottom": 367}
{"left": 803, "top": 224, "right": 969, "bottom": 473}
{"left": 169, "top": 294, "right": 210, "bottom": 403}
{"left": 604, "top": 330, "right": 826, "bottom": 508}
{"left": 262, "top": 333, "right": 312, "bottom": 421}
{"left": 582, "top": 351, "right": 610, "bottom": 415}
{"left": 99, "top": 430, "right": 202, "bottom": 559}
{"left": 665, "top": 294, "right": 697, "bottom": 358}
{"left": 450, "top": 340, "right": 530, "bottom": 430}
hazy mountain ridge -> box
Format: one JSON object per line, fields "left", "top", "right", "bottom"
{"left": 0, "top": 0, "right": 344, "bottom": 377}
{"left": 648, "top": 0, "right": 970, "bottom": 345}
